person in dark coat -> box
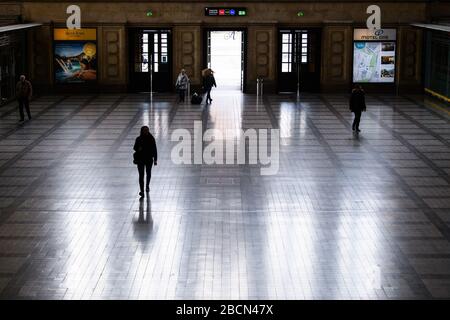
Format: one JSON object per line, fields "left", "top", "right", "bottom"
{"left": 16, "top": 75, "right": 33, "bottom": 122}
{"left": 349, "top": 85, "right": 366, "bottom": 132}
{"left": 202, "top": 69, "right": 217, "bottom": 104}
{"left": 134, "top": 126, "right": 158, "bottom": 197}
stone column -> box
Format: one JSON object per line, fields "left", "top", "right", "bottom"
{"left": 173, "top": 25, "right": 202, "bottom": 90}
{"left": 28, "top": 25, "right": 53, "bottom": 93}
{"left": 320, "top": 25, "right": 352, "bottom": 92}
{"left": 98, "top": 25, "right": 127, "bottom": 91}
{"left": 397, "top": 26, "right": 423, "bottom": 93}
{"left": 246, "top": 25, "right": 277, "bottom": 93}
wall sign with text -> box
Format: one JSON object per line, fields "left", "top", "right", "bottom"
{"left": 353, "top": 28, "right": 397, "bottom": 83}
{"left": 205, "top": 7, "right": 247, "bottom": 16}
{"left": 353, "top": 28, "right": 396, "bottom": 41}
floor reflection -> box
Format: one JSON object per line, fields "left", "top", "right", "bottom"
{"left": 134, "top": 196, "right": 153, "bottom": 239}
{"left": 0, "top": 92, "right": 448, "bottom": 299}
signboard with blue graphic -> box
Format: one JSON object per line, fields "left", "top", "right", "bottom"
{"left": 353, "top": 29, "right": 396, "bottom": 83}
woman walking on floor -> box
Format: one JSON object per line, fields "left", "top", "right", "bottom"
{"left": 349, "top": 85, "right": 366, "bottom": 133}
{"left": 202, "top": 68, "right": 217, "bottom": 104}
{"left": 133, "top": 126, "right": 158, "bottom": 198}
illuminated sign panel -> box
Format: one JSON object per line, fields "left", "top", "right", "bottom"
{"left": 53, "top": 28, "right": 97, "bottom": 84}
{"left": 205, "top": 7, "right": 247, "bottom": 16}
{"left": 353, "top": 28, "right": 396, "bottom": 41}
{"left": 353, "top": 29, "right": 397, "bottom": 83}
{"left": 54, "top": 28, "right": 97, "bottom": 41}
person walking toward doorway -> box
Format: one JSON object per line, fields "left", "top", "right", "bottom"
{"left": 175, "top": 69, "right": 189, "bottom": 103}
{"left": 202, "top": 68, "right": 217, "bottom": 104}
{"left": 16, "top": 75, "right": 33, "bottom": 122}
{"left": 133, "top": 126, "right": 158, "bottom": 198}
{"left": 349, "top": 85, "right": 366, "bottom": 133}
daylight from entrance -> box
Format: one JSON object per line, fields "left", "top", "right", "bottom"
{"left": 209, "top": 31, "right": 242, "bottom": 90}
{"left": 1, "top": 0, "right": 450, "bottom": 310}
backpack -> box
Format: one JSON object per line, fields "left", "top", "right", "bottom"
{"left": 191, "top": 93, "right": 202, "bottom": 104}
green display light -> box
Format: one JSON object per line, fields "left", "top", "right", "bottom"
{"left": 297, "top": 11, "right": 305, "bottom": 17}
{"left": 146, "top": 11, "right": 153, "bottom": 17}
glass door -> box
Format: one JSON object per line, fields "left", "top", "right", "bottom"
{"left": 278, "top": 29, "right": 321, "bottom": 93}
{"left": 129, "top": 29, "right": 172, "bottom": 92}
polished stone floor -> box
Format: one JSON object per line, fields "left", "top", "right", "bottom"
{"left": 0, "top": 91, "right": 449, "bottom": 299}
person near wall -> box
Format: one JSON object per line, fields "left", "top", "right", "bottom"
{"left": 349, "top": 85, "right": 367, "bottom": 133}
{"left": 133, "top": 126, "right": 158, "bottom": 198}
{"left": 16, "top": 75, "right": 33, "bottom": 122}
{"left": 175, "top": 69, "right": 189, "bottom": 103}
{"left": 202, "top": 68, "right": 217, "bottom": 104}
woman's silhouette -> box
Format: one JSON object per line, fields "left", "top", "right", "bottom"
{"left": 133, "top": 126, "right": 157, "bottom": 197}
{"left": 349, "top": 85, "right": 366, "bottom": 133}
{"left": 202, "top": 68, "right": 217, "bottom": 104}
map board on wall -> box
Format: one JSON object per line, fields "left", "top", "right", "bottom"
{"left": 353, "top": 29, "right": 396, "bottom": 83}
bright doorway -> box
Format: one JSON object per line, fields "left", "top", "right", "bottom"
{"left": 205, "top": 30, "right": 245, "bottom": 91}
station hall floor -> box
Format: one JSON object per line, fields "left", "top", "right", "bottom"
{"left": 0, "top": 91, "right": 449, "bottom": 300}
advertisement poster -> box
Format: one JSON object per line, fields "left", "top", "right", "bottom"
{"left": 53, "top": 29, "right": 97, "bottom": 84}
{"left": 353, "top": 28, "right": 396, "bottom": 83}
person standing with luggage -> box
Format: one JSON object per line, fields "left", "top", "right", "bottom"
{"left": 16, "top": 75, "right": 33, "bottom": 122}
{"left": 202, "top": 69, "right": 217, "bottom": 104}
{"left": 133, "top": 126, "right": 158, "bottom": 198}
{"left": 349, "top": 85, "right": 366, "bottom": 133}
{"left": 175, "top": 69, "right": 189, "bottom": 103}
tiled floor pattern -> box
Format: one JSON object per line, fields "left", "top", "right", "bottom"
{"left": 0, "top": 91, "right": 449, "bottom": 299}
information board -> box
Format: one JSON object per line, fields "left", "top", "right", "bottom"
{"left": 353, "top": 29, "right": 396, "bottom": 83}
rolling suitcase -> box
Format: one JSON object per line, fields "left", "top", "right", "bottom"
{"left": 191, "top": 93, "right": 202, "bottom": 104}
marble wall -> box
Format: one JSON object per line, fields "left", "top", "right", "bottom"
{"left": 98, "top": 26, "right": 126, "bottom": 88}
{"left": 173, "top": 26, "right": 202, "bottom": 87}
{"left": 14, "top": 1, "right": 430, "bottom": 93}
{"left": 321, "top": 25, "right": 352, "bottom": 92}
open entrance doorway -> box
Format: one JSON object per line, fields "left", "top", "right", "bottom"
{"left": 128, "top": 28, "right": 172, "bottom": 93}
{"left": 277, "top": 28, "right": 321, "bottom": 93}
{"left": 204, "top": 29, "right": 246, "bottom": 92}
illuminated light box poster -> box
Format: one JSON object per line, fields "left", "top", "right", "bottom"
{"left": 53, "top": 28, "right": 97, "bottom": 84}
{"left": 353, "top": 29, "right": 396, "bottom": 83}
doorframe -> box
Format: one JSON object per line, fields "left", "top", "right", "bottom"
{"left": 127, "top": 27, "right": 173, "bottom": 93}
{"left": 276, "top": 27, "right": 322, "bottom": 94}
{"left": 202, "top": 27, "right": 248, "bottom": 93}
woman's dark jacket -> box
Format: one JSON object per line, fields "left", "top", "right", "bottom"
{"left": 349, "top": 89, "right": 366, "bottom": 112}
{"left": 203, "top": 75, "right": 217, "bottom": 90}
{"left": 134, "top": 134, "right": 157, "bottom": 164}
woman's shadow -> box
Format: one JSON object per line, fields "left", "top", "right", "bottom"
{"left": 133, "top": 196, "right": 154, "bottom": 243}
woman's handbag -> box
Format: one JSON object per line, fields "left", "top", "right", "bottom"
{"left": 133, "top": 151, "right": 140, "bottom": 164}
